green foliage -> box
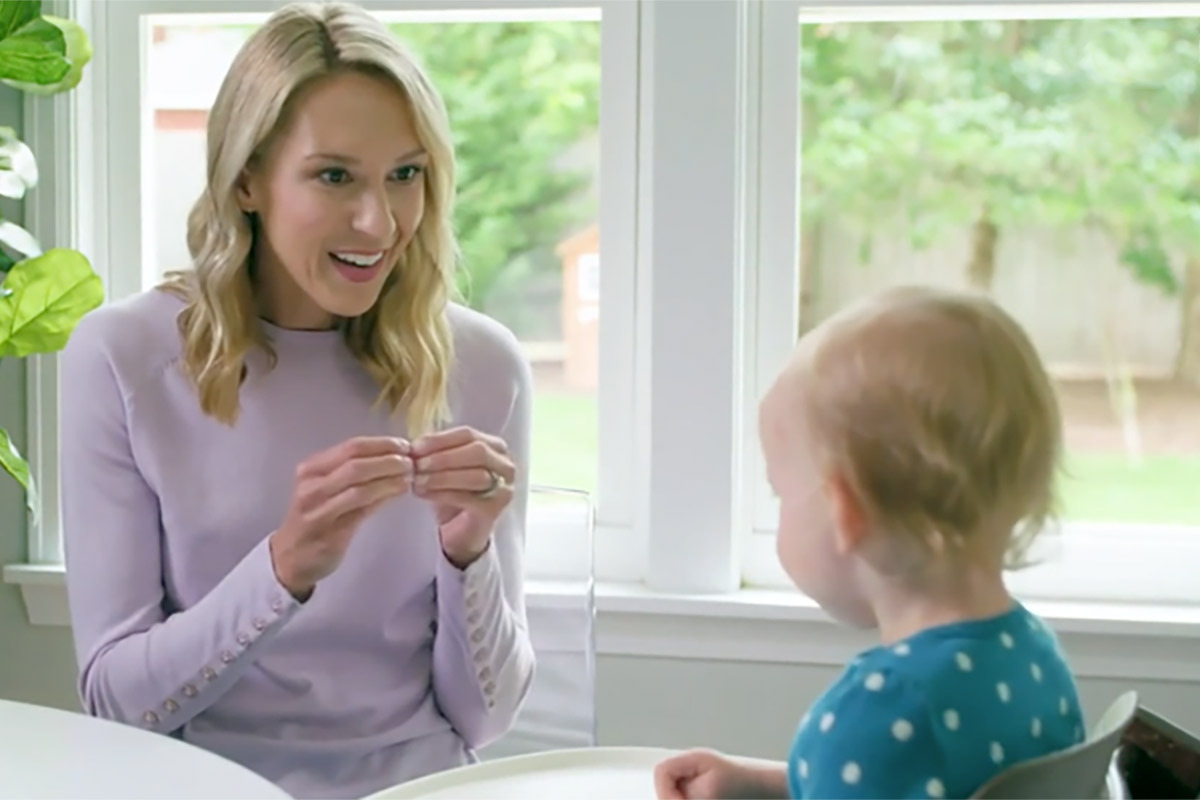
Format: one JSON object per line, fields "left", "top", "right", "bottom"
{"left": 0, "top": 0, "right": 99, "bottom": 509}
{"left": 0, "top": 248, "right": 103, "bottom": 357}
{"left": 800, "top": 17, "right": 1200, "bottom": 295}
{"left": 390, "top": 21, "right": 599, "bottom": 307}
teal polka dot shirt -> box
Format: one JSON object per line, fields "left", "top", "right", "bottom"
{"left": 787, "top": 603, "right": 1085, "bottom": 799}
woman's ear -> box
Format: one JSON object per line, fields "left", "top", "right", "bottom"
{"left": 235, "top": 168, "right": 259, "bottom": 214}
{"left": 826, "top": 472, "right": 868, "bottom": 556}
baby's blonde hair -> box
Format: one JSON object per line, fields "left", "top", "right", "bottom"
{"left": 161, "top": 1, "right": 457, "bottom": 435}
{"left": 790, "top": 285, "right": 1062, "bottom": 568}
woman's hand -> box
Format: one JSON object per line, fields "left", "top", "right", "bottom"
{"left": 269, "top": 436, "right": 413, "bottom": 599}
{"left": 410, "top": 426, "right": 516, "bottom": 569}
{"left": 654, "top": 750, "right": 786, "bottom": 800}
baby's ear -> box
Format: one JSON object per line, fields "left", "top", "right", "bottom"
{"left": 826, "top": 472, "right": 868, "bottom": 555}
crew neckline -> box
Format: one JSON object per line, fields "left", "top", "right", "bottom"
{"left": 257, "top": 316, "right": 345, "bottom": 345}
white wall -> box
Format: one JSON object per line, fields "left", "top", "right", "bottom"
{"left": 2, "top": 636, "right": 1199, "bottom": 762}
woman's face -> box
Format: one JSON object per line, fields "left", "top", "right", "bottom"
{"left": 238, "top": 69, "right": 429, "bottom": 329}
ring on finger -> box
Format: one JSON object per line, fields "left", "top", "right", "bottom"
{"left": 477, "top": 468, "right": 505, "bottom": 499}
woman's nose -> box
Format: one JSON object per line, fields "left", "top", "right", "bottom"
{"left": 353, "top": 186, "right": 397, "bottom": 242}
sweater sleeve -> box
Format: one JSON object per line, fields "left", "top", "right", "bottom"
{"left": 59, "top": 311, "right": 304, "bottom": 734}
{"left": 430, "top": 337, "right": 536, "bottom": 749}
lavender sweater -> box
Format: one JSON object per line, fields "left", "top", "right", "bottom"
{"left": 59, "top": 288, "right": 535, "bottom": 799}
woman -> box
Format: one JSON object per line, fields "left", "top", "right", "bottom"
{"left": 58, "top": 3, "right": 535, "bottom": 798}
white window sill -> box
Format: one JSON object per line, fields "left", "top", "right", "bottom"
{"left": 5, "top": 564, "right": 1199, "bottom": 682}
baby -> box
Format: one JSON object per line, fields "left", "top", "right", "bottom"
{"left": 655, "top": 285, "right": 1085, "bottom": 799}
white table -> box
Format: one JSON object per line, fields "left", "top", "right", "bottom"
{"left": 0, "top": 698, "right": 292, "bottom": 799}
{"left": 363, "top": 747, "right": 679, "bottom": 799}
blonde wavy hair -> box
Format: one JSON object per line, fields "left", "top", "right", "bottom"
{"left": 789, "top": 285, "right": 1063, "bottom": 570}
{"left": 161, "top": 1, "right": 457, "bottom": 435}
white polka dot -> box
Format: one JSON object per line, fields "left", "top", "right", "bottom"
{"left": 798, "top": 759, "right": 809, "bottom": 779}
{"left": 997, "top": 682, "right": 1011, "bottom": 703}
{"left": 892, "top": 719, "right": 914, "bottom": 741}
{"left": 842, "top": 762, "right": 861, "bottom": 785}
{"left": 1059, "top": 697, "right": 1069, "bottom": 715}
{"left": 1030, "top": 663, "right": 1043, "bottom": 682}
{"left": 1031, "top": 717, "right": 1043, "bottom": 738}
{"left": 990, "top": 742, "right": 1005, "bottom": 763}
{"left": 820, "top": 712, "right": 835, "bottom": 732}
{"left": 955, "top": 652, "right": 973, "bottom": 671}
{"left": 865, "top": 672, "right": 885, "bottom": 691}
{"left": 1000, "top": 631, "right": 1015, "bottom": 648}
{"left": 943, "top": 709, "right": 960, "bottom": 731}
{"left": 893, "top": 642, "right": 911, "bottom": 656}
{"left": 927, "top": 778, "right": 946, "bottom": 798}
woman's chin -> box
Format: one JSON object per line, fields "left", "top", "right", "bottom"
{"left": 316, "top": 275, "right": 389, "bottom": 318}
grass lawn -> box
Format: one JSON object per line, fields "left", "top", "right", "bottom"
{"left": 531, "top": 391, "right": 1200, "bottom": 526}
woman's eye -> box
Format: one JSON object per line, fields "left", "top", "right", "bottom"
{"left": 393, "top": 165, "right": 424, "bottom": 183}
{"left": 319, "top": 168, "right": 351, "bottom": 185}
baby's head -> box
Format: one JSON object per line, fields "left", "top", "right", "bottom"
{"left": 759, "top": 285, "right": 1062, "bottom": 628}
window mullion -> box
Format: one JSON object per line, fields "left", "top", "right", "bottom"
{"left": 641, "top": 0, "right": 752, "bottom": 594}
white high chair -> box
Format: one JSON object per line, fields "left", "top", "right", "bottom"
{"left": 970, "top": 690, "right": 1139, "bottom": 799}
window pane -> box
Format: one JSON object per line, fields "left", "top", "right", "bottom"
{"left": 144, "top": 12, "right": 600, "bottom": 494}
{"left": 796, "top": 14, "right": 1200, "bottom": 530}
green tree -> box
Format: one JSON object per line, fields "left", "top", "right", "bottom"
{"left": 800, "top": 20, "right": 1086, "bottom": 293}
{"left": 393, "top": 21, "right": 599, "bottom": 308}
{"left": 799, "top": 16, "right": 1200, "bottom": 385}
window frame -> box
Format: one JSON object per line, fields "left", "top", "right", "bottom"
{"left": 20, "top": 0, "right": 1200, "bottom": 610}
{"left": 741, "top": 0, "right": 1200, "bottom": 607}
{"left": 22, "top": 0, "right": 644, "bottom": 577}
{"left": 21, "top": 0, "right": 767, "bottom": 594}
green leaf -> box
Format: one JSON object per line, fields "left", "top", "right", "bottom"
{"left": 0, "top": 17, "right": 67, "bottom": 86}
{"left": 0, "top": 126, "right": 38, "bottom": 198}
{"left": 2, "top": 16, "right": 91, "bottom": 94}
{"left": 0, "top": 1, "right": 40, "bottom": 41}
{"left": 0, "top": 219, "right": 42, "bottom": 258}
{"left": 0, "top": 425, "right": 37, "bottom": 517}
{"left": 0, "top": 247, "right": 102, "bottom": 357}
{"left": 1118, "top": 233, "right": 1180, "bottom": 296}
{"left": 0, "top": 249, "right": 15, "bottom": 275}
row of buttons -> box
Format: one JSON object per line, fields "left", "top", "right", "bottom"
{"left": 464, "top": 584, "right": 496, "bottom": 710}
{"left": 140, "top": 597, "right": 287, "bottom": 729}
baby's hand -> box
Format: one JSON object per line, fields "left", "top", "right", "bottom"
{"left": 654, "top": 749, "right": 759, "bottom": 800}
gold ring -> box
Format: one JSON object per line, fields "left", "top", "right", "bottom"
{"left": 477, "top": 469, "right": 502, "bottom": 499}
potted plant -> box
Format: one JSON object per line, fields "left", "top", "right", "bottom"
{"left": 0, "top": 1, "right": 102, "bottom": 518}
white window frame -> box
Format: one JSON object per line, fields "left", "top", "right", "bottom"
{"left": 10, "top": 0, "right": 1198, "bottom": 638}
{"left": 741, "top": 0, "right": 1200, "bottom": 607}
{"left": 14, "top": 0, "right": 764, "bottom": 595}
{"left": 15, "top": 0, "right": 641, "bottom": 578}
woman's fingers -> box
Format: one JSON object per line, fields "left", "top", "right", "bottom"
{"left": 413, "top": 466, "right": 504, "bottom": 494}
{"left": 415, "top": 443, "right": 515, "bottom": 484}
{"left": 311, "top": 473, "right": 410, "bottom": 522}
{"left": 411, "top": 426, "right": 508, "bottom": 458}
{"left": 297, "top": 436, "right": 408, "bottom": 479}
{"left": 302, "top": 452, "right": 412, "bottom": 508}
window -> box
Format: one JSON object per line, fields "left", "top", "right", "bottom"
{"left": 28, "top": 0, "right": 638, "bottom": 575}
{"left": 23, "top": 0, "right": 1193, "bottom": 610}
{"left": 744, "top": 1, "right": 1200, "bottom": 606}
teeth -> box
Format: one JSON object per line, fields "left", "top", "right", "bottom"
{"left": 332, "top": 251, "right": 383, "bottom": 267}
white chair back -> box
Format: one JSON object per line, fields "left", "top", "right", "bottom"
{"left": 971, "top": 691, "right": 1139, "bottom": 799}
{"left": 477, "top": 484, "right": 596, "bottom": 760}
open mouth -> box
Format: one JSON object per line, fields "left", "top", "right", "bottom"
{"left": 329, "top": 251, "right": 386, "bottom": 284}
{"left": 330, "top": 251, "right": 383, "bottom": 268}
